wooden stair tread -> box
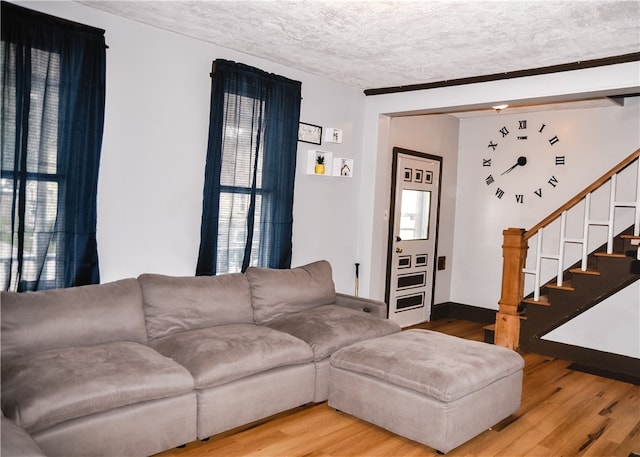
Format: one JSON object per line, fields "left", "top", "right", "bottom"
{"left": 546, "top": 280, "right": 575, "bottom": 291}
{"left": 568, "top": 267, "right": 600, "bottom": 276}
{"left": 620, "top": 234, "right": 640, "bottom": 240}
{"left": 523, "top": 295, "right": 551, "bottom": 306}
{"left": 594, "top": 252, "right": 627, "bottom": 258}
{"left": 482, "top": 324, "right": 496, "bottom": 344}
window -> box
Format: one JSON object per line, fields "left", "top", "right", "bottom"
{"left": 216, "top": 92, "right": 266, "bottom": 273}
{"left": 196, "top": 60, "right": 301, "bottom": 275}
{"left": 1, "top": 2, "right": 106, "bottom": 291}
{"left": 0, "top": 47, "right": 62, "bottom": 290}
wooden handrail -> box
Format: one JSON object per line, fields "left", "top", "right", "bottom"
{"left": 525, "top": 148, "right": 640, "bottom": 241}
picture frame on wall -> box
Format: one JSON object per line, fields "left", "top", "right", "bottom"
{"left": 298, "top": 122, "right": 322, "bottom": 145}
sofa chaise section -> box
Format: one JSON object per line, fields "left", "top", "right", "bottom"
{"left": 0, "top": 279, "right": 197, "bottom": 457}
{"left": 245, "top": 260, "right": 402, "bottom": 401}
{"left": 138, "top": 272, "right": 316, "bottom": 439}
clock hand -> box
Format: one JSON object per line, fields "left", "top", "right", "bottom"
{"left": 501, "top": 156, "right": 527, "bottom": 175}
{"left": 501, "top": 163, "right": 519, "bottom": 175}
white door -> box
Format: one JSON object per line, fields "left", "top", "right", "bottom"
{"left": 386, "top": 148, "right": 442, "bottom": 327}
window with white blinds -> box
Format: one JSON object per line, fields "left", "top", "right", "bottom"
{"left": 0, "top": 46, "right": 62, "bottom": 290}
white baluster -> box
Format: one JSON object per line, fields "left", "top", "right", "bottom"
{"left": 634, "top": 157, "right": 640, "bottom": 237}
{"left": 607, "top": 174, "right": 616, "bottom": 254}
{"left": 557, "top": 212, "right": 567, "bottom": 287}
{"left": 534, "top": 228, "right": 543, "bottom": 301}
{"left": 581, "top": 193, "right": 591, "bottom": 271}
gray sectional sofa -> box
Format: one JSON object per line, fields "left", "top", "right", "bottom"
{"left": 1, "top": 260, "right": 401, "bottom": 457}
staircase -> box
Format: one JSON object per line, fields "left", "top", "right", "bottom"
{"left": 519, "top": 227, "right": 639, "bottom": 379}
{"left": 493, "top": 149, "right": 640, "bottom": 379}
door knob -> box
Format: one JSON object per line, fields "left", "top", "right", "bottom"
{"left": 396, "top": 247, "right": 403, "bottom": 253}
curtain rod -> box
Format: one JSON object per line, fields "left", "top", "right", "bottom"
{"left": 1, "top": 1, "right": 108, "bottom": 48}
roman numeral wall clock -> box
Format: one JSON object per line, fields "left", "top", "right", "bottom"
{"left": 482, "top": 119, "right": 566, "bottom": 204}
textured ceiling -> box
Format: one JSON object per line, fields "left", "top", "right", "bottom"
{"left": 79, "top": 0, "right": 640, "bottom": 91}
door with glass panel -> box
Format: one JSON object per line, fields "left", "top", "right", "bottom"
{"left": 386, "top": 148, "right": 442, "bottom": 327}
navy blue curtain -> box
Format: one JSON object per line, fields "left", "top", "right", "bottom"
{"left": 1, "top": 2, "right": 105, "bottom": 291}
{"left": 196, "top": 60, "right": 301, "bottom": 275}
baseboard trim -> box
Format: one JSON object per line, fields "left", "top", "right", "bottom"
{"left": 430, "top": 302, "right": 450, "bottom": 321}
{"left": 522, "top": 337, "right": 640, "bottom": 381}
{"left": 568, "top": 363, "right": 640, "bottom": 386}
{"left": 431, "top": 302, "right": 496, "bottom": 324}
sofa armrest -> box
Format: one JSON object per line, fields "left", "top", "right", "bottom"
{"left": 334, "top": 293, "right": 388, "bottom": 319}
{"left": 1, "top": 415, "right": 47, "bottom": 457}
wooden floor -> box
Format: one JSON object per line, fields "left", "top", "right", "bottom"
{"left": 154, "top": 319, "right": 639, "bottom": 457}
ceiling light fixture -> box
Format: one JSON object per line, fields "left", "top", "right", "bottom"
{"left": 492, "top": 104, "right": 509, "bottom": 113}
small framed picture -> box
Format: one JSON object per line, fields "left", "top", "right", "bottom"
{"left": 298, "top": 122, "right": 322, "bottom": 145}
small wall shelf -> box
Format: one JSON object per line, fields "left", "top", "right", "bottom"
{"left": 333, "top": 158, "right": 353, "bottom": 177}
{"left": 305, "top": 150, "right": 354, "bottom": 178}
{"left": 306, "top": 150, "right": 333, "bottom": 176}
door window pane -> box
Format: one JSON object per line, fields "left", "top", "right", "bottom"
{"left": 399, "top": 189, "right": 431, "bottom": 240}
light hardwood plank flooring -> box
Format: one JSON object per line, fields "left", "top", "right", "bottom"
{"left": 154, "top": 319, "right": 639, "bottom": 457}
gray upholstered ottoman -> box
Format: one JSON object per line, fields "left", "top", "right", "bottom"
{"left": 328, "top": 329, "right": 524, "bottom": 454}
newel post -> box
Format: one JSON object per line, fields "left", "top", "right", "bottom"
{"left": 495, "top": 228, "right": 528, "bottom": 349}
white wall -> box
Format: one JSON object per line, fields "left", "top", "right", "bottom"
{"left": 17, "top": 1, "right": 365, "bottom": 294}
{"left": 293, "top": 80, "right": 365, "bottom": 293}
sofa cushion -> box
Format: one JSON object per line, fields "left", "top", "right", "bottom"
{"left": 150, "top": 324, "right": 314, "bottom": 389}
{"left": 246, "top": 260, "right": 336, "bottom": 324}
{"left": 265, "top": 305, "right": 401, "bottom": 361}
{"left": 1, "top": 278, "right": 147, "bottom": 361}
{"left": 1, "top": 341, "right": 194, "bottom": 433}
{"left": 139, "top": 273, "right": 254, "bottom": 341}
